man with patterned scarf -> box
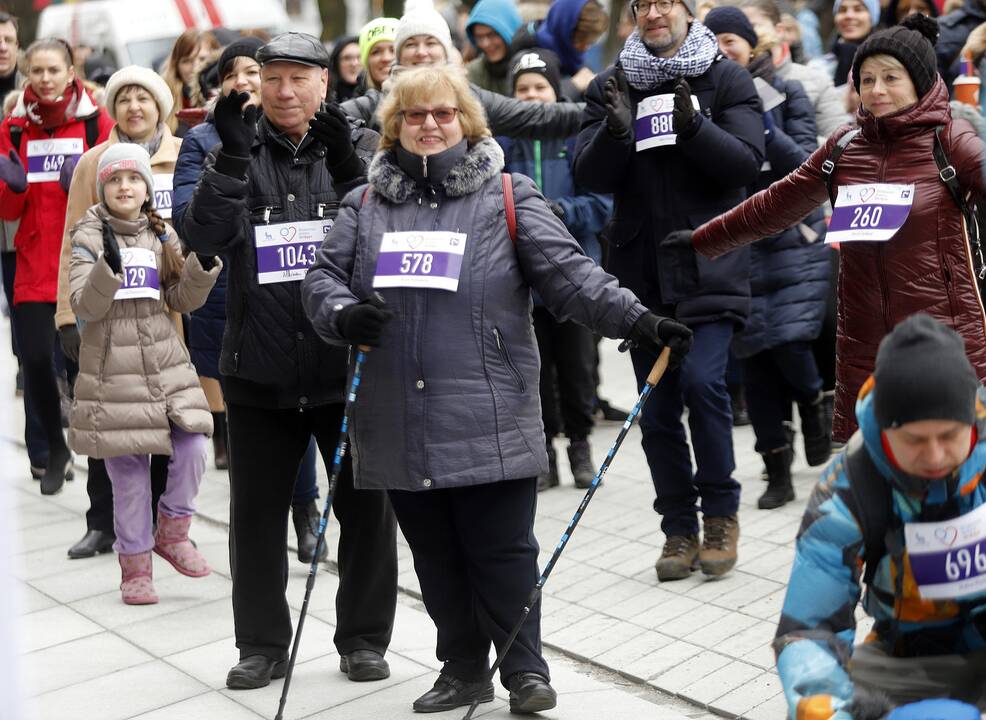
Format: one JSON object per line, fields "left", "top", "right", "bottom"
{"left": 573, "top": 0, "right": 764, "bottom": 582}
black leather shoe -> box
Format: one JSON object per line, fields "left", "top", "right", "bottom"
{"left": 40, "top": 449, "right": 73, "bottom": 496}
{"left": 292, "top": 500, "right": 328, "bottom": 564}
{"left": 340, "top": 649, "right": 390, "bottom": 681}
{"left": 508, "top": 672, "right": 557, "bottom": 714}
{"left": 67, "top": 529, "right": 115, "bottom": 559}
{"left": 412, "top": 673, "right": 494, "bottom": 713}
{"left": 226, "top": 655, "right": 287, "bottom": 689}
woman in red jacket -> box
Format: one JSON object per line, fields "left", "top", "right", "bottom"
{"left": 0, "top": 37, "right": 112, "bottom": 494}
{"left": 688, "top": 15, "right": 986, "bottom": 444}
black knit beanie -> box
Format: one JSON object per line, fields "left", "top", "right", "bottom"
{"left": 509, "top": 48, "right": 563, "bottom": 99}
{"left": 851, "top": 13, "right": 939, "bottom": 99}
{"left": 704, "top": 7, "right": 759, "bottom": 52}
{"left": 218, "top": 36, "right": 265, "bottom": 80}
{"left": 873, "top": 314, "right": 979, "bottom": 430}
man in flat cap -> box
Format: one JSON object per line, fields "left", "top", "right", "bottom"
{"left": 183, "top": 31, "right": 397, "bottom": 690}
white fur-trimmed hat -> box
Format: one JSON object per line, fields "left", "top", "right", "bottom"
{"left": 96, "top": 143, "right": 155, "bottom": 206}
{"left": 103, "top": 65, "right": 174, "bottom": 121}
{"left": 395, "top": 6, "right": 454, "bottom": 63}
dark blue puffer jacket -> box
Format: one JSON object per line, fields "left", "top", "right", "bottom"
{"left": 173, "top": 119, "right": 227, "bottom": 379}
{"left": 731, "top": 69, "right": 831, "bottom": 359}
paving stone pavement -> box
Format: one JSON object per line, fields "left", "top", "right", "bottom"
{"left": 3, "top": 326, "right": 866, "bottom": 720}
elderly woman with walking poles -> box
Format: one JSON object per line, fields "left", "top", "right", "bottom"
{"left": 302, "top": 64, "right": 693, "bottom": 715}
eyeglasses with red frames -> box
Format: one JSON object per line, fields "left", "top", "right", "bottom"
{"left": 400, "top": 107, "right": 460, "bottom": 125}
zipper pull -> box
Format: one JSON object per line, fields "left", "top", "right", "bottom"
{"left": 233, "top": 351, "right": 240, "bottom": 371}
{"left": 422, "top": 154, "right": 428, "bottom": 179}
{"left": 317, "top": 203, "right": 325, "bottom": 218}
{"left": 263, "top": 207, "right": 272, "bottom": 224}
{"left": 493, "top": 327, "right": 503, "bottom": 350}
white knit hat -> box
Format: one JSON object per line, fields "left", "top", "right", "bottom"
{"left": 103, "top": 65, "right": 174, "bottom": 122}
{"left": 96, "top": 144, "right": 155, "bottom": 207}
{"left": 395, "top": 7, "right": 454, "bottom": 63}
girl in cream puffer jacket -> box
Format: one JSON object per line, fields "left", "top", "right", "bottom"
{"left": 68, "top": 143, "right": 220, "bottom": 606}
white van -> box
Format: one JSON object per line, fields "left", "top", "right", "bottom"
{"left": 36, "top": 0, "right": 305, "bottom": 70}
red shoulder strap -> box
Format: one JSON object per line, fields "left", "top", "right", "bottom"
{"left": 502, "top": 173, "right": 516, "bottom": 245}
{"left": 361, "top": 186, "right": 371, "bottom": 205}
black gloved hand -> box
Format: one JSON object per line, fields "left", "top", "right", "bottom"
{"left": 547, "top": 200, "right": 565, "bottom": 220}
{"left": 197, "top": 253, "right": 217, "bottom": 271}
{"left": 0, "top": 149, "right": 27, "bottom": 193}
{"left": 58, "top": 324, "right": 81, "bottom": 363}
{"left": 628, "top": 312, "right": 693, "bottom": 369}
{"left": 309, "top": 104, "right": 356, "bottom": 166}
{"left": 672, "top": 78, "right": 698, "bottom": 136}
{"left": 661, "top": 230, "right": 693, "bottom": 249}
{"left": 101, "top": 219, "right": 122, "bottom": 275}
{"left": 336, "top": 295, "right": 394, "bottom": 347}
{"left": 213, "top": 90, "right": 259, "bottom": 158}
{"left": 604, "top": 67, "right": 633, "bottom": 138}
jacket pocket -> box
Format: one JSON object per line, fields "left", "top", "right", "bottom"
{"left": 492, "top": 327, "right": 526, "bottom": 393}
{"left": 601, "top": 216, "right": 642, "bottom": 249}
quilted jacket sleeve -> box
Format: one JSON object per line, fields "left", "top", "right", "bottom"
{"left": 181, "top": 151, "right": 251, "bottom": 257}
{"left": 69, "top": 218, "right": 122, "bottom": 323}
{"left": 162, "top": 226, "right": 221, "bottom": 314}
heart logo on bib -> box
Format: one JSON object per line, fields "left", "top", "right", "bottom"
{"left": 935, "top": 526, "right": 959, "bottom": 546}
{"left": 280, "top": 226, "right": 298, "bottom": 243}
{"left": 649, "top": 97, "right": 665, "bottom": 113}
{"left": 860, "top": 187, "right": 877, "bottom": 203}
{"left": 407, "top": 234, "right": 425, "bottom": 249}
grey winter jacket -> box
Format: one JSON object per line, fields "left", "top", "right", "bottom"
{"left": 302, "top": 138, "right": 646, "bottom": 491}
{"left": 775, "top": 56, "right": 850, "bottom": 141}
{"left": 341, "top": 83, "right": 583, "bottom": 139}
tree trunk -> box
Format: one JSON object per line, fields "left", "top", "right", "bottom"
{"left": 318, "top": 0, "right": 348, "bottom": 41}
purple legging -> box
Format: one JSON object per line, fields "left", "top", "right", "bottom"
{"left": 104, "top": 426, "right": 207, "bottom": 555}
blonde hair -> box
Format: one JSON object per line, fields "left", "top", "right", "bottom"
{"left": 376, "top": 65, "right": 490, "bottom": 152}
{"left": 860, "top": 53, "right": 908, "bottom": 75}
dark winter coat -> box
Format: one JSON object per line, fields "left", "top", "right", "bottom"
{"left": 937, "top": 0, "right": 986, "bottom": 86}
{"left": 172, "top": 118, "right": 226, "bottom": 379}
{"left": 573, "top": 57, "right": 765, "bottom": 328}
{"left": 732, "top": 64, "right": 831, "bottom": 359}
{"left": 300, "top": 139, "right": 646, "bottom": 491}
{"left": 693, "top": 78, "right": 986, "bottom": 442}
{"left": 182, "top": 111, "right": 377, "bottom": 409}
{"left": 341, "top": 82, "right": 584, "bottom": 139}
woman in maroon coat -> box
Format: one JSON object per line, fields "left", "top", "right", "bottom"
{"left": 689, "top": 15, "right": 986, "bottom": 443}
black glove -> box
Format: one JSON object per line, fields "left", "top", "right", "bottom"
{"left": 0, "top": 149, "right": 27, "bottom": 193}
{"left": 58, "top": 324, "right": 81, "bottom": 363}
{"left": 627, "top": 312, "right": 693, "bottom": 369}
{"left": 336, "top": 295, "right": 394, "bottom": 347}
{"left": 310, "top": 104, "right": 356, "bottom": 165}
{"left": 213, "top": 90, "right": 258, "bottom": 159}
{"left": 661, "top": 230, "right": 693, "bottom": 248}
{"left": 101, "top": 219, "right": 122, "bottom": 275}
{"left": 672, "top": 78, "right": 698, "bottom": 136}
{"left": 197, "top": 253, "right": 217, "bottom": 271}
{"left": 604, "top": 68, "right": 633, "bottom": 138}
{"left": 547, "top": 200, "right": 565, "bottom": 220}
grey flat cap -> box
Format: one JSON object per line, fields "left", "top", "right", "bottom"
{"left": 256, "top": 32, "right": 331, "bottom": 69}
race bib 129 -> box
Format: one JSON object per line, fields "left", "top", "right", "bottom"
{"left": 113, "top": 247, "right": 160, "bottom": 301}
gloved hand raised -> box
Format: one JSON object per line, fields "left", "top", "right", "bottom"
{"left": 336, "top": 295, "right": 394, "bottom": 347}
{"left": 213, "top": 90, "right": 259, "bottom": 159}
{"left": 59, "top": 155, "right": 78, "bottom": 193}
{"left": 0, "top": 150, "right": 27, "bottom": 193}
{"left": 627, "top": 312, "right": 693, "bottom": 369}
{"left": 58, "top": 324, "right": 81, "bottom": 363}
{"left": 101, "top": 219, "right": 122, "bottom": 275}
{"left": 309, "top": 104, "right": 356, "bottom": 166}
{"left": 672, "top": 79, "right": 698, "bottom": 136}
{"left": 604, "top": 68, "right": 633, "bottom": 139}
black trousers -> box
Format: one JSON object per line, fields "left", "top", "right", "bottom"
{"left": 743, "top": 342, "right": 823, "bottom": 453}
{"left": 532, "top": 307, "right": 595, "bottom": 440}
{"left": 85, "top": 456, "right": 168, "bottom": 534}
{"left": 227, "top": 401, "right": 397, "bottom": 660}
{"left": 388, "top": 478, "right": 549, "bottom": 687}
{"left": 10, "top": 302, "right": 67, "bottom": 461}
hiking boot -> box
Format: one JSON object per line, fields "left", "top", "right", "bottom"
{"left": 508, "top": 672, "right": 557, "bottom": 714}
{"left": 412, "top": 673, "right": 494, "bottom": 713}
{"left": 537, "top": 442, "right": 559, "bottom": 492}
{"left": 759, "top": 422, "right": 795, "bottom": 482}
{"left": 729, "top": 384, "right": 750, "bottom": 427}
{"left": 567, "top": 438, "right": 595, "bottom": 489}
{"left": 700, "top": 515, "right": 739, "bottom": 577}
{"left": 211, "top": 412, "right": 228, "bottom": 470}
{"left": 758, "top": 446, "right": 795, "bottom": 510}
{"left": 799, "top": 391, "right": 832, "bottom": 467}
{"left": 119, "top": 551, "right": 157, "bottom": 605}
{"left": 655, "top": 534, "right": 699, "bottom": 582}
{"left": 293, "top": 500, "right": 328, "bottom": 564}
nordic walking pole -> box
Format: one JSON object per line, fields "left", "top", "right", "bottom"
{"left": 461, "top": 346, "right": 672, "bottom": 720}
{"left": 274, "top": 342, "right": 371, "bottom": 720}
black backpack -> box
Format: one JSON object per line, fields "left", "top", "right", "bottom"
{"left": 820, "top": 126, "right": 985, "bottom": 293}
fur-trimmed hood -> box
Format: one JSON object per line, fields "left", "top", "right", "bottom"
{"left": 367, "top": 137, "right": 505, "bottom": 203}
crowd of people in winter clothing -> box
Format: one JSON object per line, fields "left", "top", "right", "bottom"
{"left": 3, "top": 0, "right": 986, "bottom": 715}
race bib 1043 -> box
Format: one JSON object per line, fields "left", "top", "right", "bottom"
{"left": 372, "top": 231, "right": 467, "bottom": 292}
{"left": 254, "top": 219, "right": 332, "bottom": 285}
{"left": 153, "top": 174, "right": 174, "bottom": 220}
{"left": 827, "top": 183, "right": 915, "bottom": 243}
{"left": 26, "top": 137, "right": 83, "bottom": 183}
{"left": 113, "top": 246, "right": 160, "bottom": 301}
{"left": 904, "top": 502, "right": 986, "bottom": 601}
{"left": 634, "top": 93, "right": 700, "bottom": 152}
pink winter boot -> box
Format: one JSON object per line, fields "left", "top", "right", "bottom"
{"left": 153, "top": 512, "right": 211, "bottom": 578}
{"left": 119, "top": 552, "right": 158, "bottom": 605}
